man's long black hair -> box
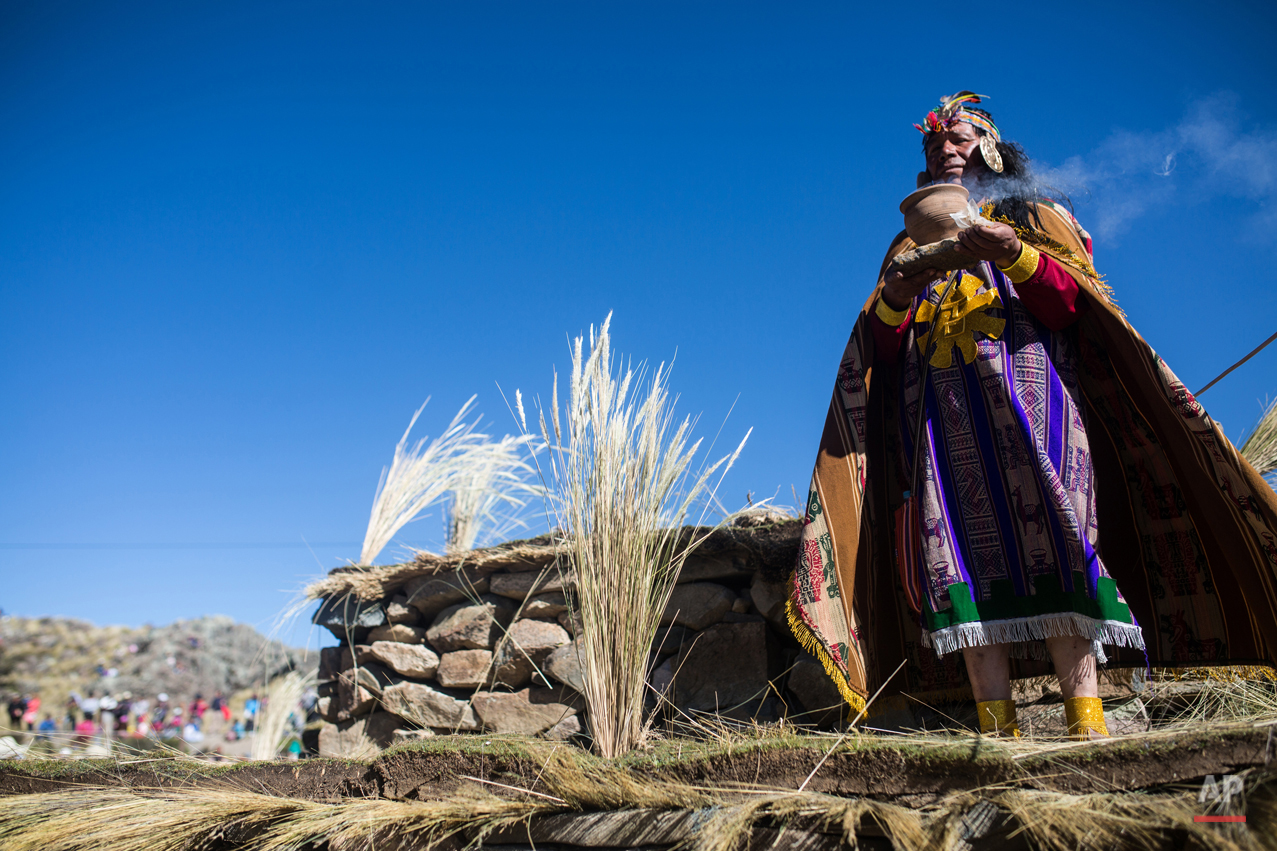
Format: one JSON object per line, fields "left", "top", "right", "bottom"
{"left": 925, "top": 106, "right": 1074, "bottom": 233}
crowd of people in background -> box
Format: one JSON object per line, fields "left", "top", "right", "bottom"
{"left": 7, "top": 692, "right": 41, "bottom": 731}
{"left": 2, "top": 688, "right": 291, "bottom": 750}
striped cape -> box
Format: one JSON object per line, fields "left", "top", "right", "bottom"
{"left": 789, "top": 203, "right": 1277, "bottom": 714}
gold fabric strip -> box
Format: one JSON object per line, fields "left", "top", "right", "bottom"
{"left": 975, "top": 699, "right": 1021, "bottom": 737}
{"left": 996, "top": 243, "right": 1041, "bottom": 284}
{"left": 1064, "top": 696, "right": 1108, "bottom": 739}
{"left": 874, "top": 297, "right": 910, "bottom": 326}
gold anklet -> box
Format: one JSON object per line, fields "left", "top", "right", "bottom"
{"left": 1064, "top": 696, "right": 1108, "bottom": 739}
{"left": 975, "top": 699, "right": 1021, "bottom": 737}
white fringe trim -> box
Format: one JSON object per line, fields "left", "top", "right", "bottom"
{"left": 922, "top": 613, "right": 1145, "bottom": 665}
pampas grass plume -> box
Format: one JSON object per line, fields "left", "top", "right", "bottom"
{"left": 527, "top": 313, "right": 749, "bottom": 757}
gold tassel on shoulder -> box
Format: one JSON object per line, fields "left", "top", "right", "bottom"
{"left": 1064, "top": 696, "right": 1108, "bottom": 739}
{"left": 986, "top": 210, "right": 1122, "bottom": 315}
{"left": 975, "top": 699, "right": 1021, "bottom": 737}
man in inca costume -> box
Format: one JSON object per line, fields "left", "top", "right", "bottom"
{"left": 789, "top": 92, "right": 1277, "bottom": 739}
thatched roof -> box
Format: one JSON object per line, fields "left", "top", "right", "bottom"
{"left": 304, "top": 536, "right": 562, "bottom": 602}
{"left": 304, "top": 519, "right": 803, "bottom": 603}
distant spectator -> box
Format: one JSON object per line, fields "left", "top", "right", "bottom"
{"left": 36, "top": 714, "right": 56, "bottom": 741}
{"left": 152, "top": 694, "right": 169, "bottom": 729}
{"left": 7, "top": 695, "right": 26, "bottom": 729}
{"left": 189, "top": 694, "right": 208, "bottom": 722}
{"left": 212, "top": 691, "right": 231, "bottom": 722}
{"left": 99, "top": 695, "right": 118, "bottom": 735}
{"left": 80, "top": 691, "right": 100, "bottom": 723}
{"left": 113, "top": 694, "right": 132, "bottom": 732}
{"left": 21, "top": 694, "right": 40, "bottom": 731}
{"left": 169, "top": 706, "right": 184, "bottom": 736}
{"left": 244, "top": 694, "right": 259, "bottom": 732}
{"left": 74, "top": 715, "right": 95, "bottom": 745}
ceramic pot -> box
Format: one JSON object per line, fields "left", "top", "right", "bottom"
{"left": 899, "top": 183, "right": 970, "bottom": 246}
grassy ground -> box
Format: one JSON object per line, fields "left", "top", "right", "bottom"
{"left": 1, "top": 736, "right": 1272, "bottom": 850}
{"left": 2, "top": 675, "right": 1276, "bottom": 849}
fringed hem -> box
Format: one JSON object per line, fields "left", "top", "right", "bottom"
{"left": 785, "top": 594, "right": 867, "bottom": 716}
{"left": 922, "top": 613, "right": 1145, "bottom": 665}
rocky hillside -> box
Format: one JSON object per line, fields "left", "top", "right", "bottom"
{"left": 0, "top": 614, "right": 304, "bottom": 721}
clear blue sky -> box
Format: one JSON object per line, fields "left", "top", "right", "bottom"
{"left": 3, "top": 0, "right": 1276, "bottom": 649}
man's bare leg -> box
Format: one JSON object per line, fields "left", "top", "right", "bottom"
{"left": 1045, "top": 635, "right": 1107, "bottom": 738}
{"left": 1043, "top": 635, "right": 1098, "bottom": 699}
{"left": 962, "top": 643, "right": 1019, "bottom": 735}
{"left": 962, "top": 643, "right": 1012, "bottom": 701}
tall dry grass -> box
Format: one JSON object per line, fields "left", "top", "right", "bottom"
{"left": 361, "top": 397, "right": 542, "bottom": 565}
{"left": 519, "top": 313, "right": 749, "bottom": 757}
{"left": 248, "top": 670, "right": 314, "bottom": 761}
{"left": 1241, "top": 397, "right": 1277, "bottom": 486}
{"left": 361, "top": 397, "right": 491, "bottom": 564}
{"left": 444, "top": 433, "right": 542, "bottom": 555}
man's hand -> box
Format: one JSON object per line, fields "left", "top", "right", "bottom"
{"left": 882, "top": 267, "right": 943, "bottom": 311}
{"left": 954, "top": 222, "right": 1021, "bottom": 266}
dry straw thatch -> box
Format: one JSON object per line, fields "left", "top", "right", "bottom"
{"left": 303, "top": 537, "right": 560, "bottom": 602}
{"left": 0, "top": 748, "right": 1271, "bottom": 851}
{"left": 7, "top": 679, "right": 1277, "bottom": 849}
{"left": 0, "top": 786, "right": 540, "bottom": 851}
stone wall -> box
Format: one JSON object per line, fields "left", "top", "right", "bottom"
{"left": 311, "top": 518, "right": 843, "bottom": 756}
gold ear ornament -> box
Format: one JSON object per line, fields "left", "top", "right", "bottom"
{"left": 979, "top": 134, "right": 1004, "bottom": 173}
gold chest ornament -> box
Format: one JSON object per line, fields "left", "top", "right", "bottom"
{"left": 915, "top": 273, "right": 1005, "bottom": 368}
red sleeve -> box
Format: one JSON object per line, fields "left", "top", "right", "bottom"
{"left": 1012, "top": 253, "right": 1087, "bottom": 331}
{"left": 870, "top": 300, "right": 912, "bottom": 366}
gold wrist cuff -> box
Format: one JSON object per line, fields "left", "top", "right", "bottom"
{"left": 875, "top": 297, "right": 911, "bottom": 326}
{"left": 1064, "top": 696, "right": 1108, "bottom": 740}
{"left": 996, "top": 243, "right": 1041, "bottom": 284}
{"left": 975, "top": 699, "right": 1021, "bottom": 737}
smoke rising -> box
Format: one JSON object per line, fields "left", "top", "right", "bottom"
{"left": 1026, "top": 93, "right": 1277, "bottom": 242}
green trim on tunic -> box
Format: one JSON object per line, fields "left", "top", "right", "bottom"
{"left": 924, "top": 575, "right": 1132, "bottom": 631}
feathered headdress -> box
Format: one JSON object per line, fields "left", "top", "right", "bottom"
{"left": 914, "top": 91, "right": 1000, "bottom": 142}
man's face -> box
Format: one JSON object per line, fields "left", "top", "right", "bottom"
{"left": 924, "top": 122, "right": 983, "bottom": 183}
